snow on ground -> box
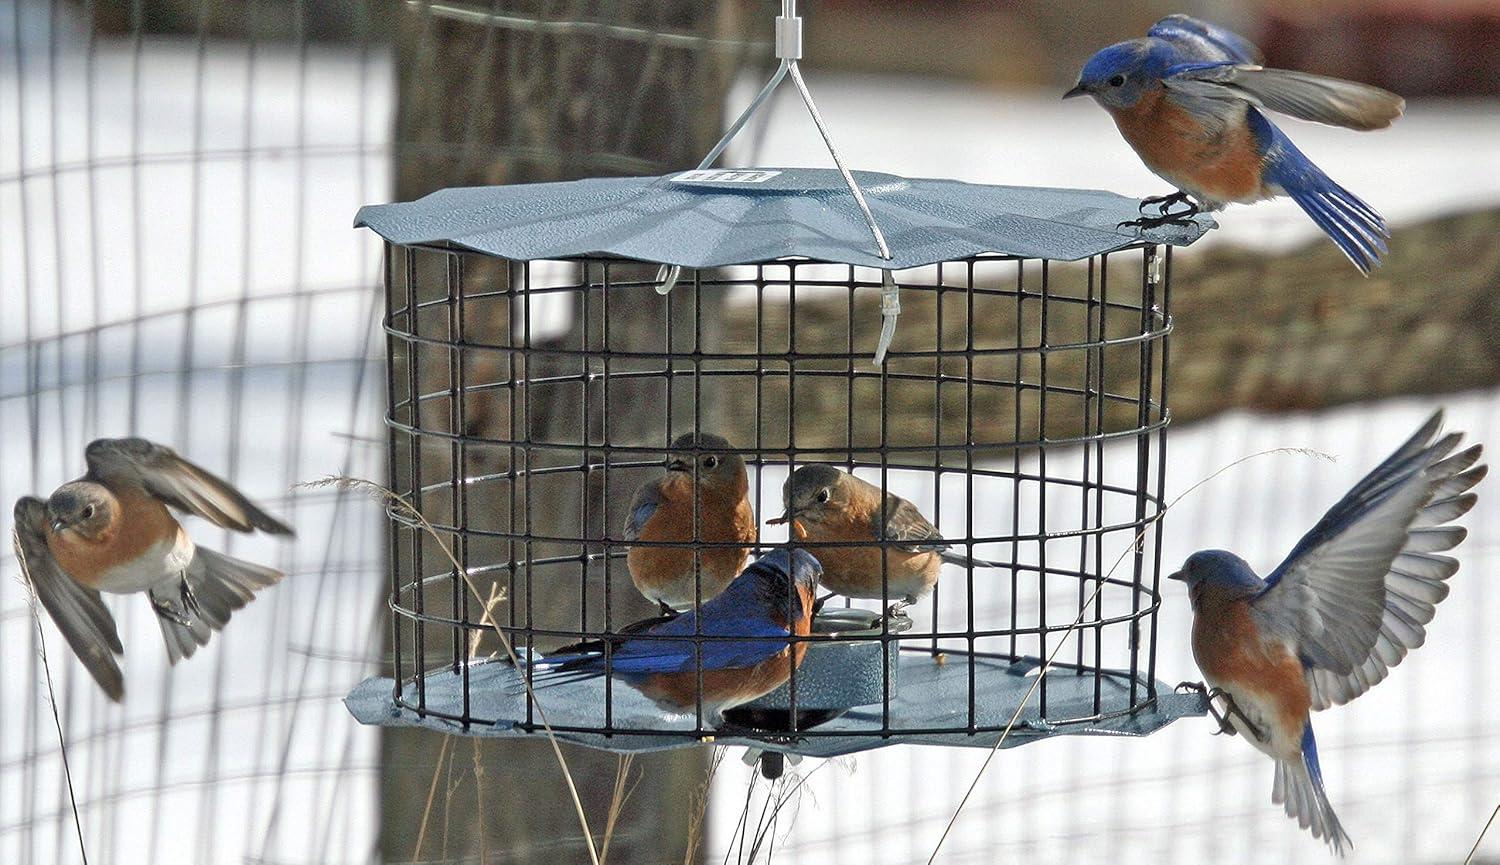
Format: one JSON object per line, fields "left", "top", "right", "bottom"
{"left": 2, "top": 23, "right": 1498, "bottom": 865}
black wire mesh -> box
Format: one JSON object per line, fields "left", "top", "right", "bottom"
{"left": 375, "top": 242, "right": 1178, "bottom": 749}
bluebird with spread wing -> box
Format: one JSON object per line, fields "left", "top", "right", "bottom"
{"left": 769, "top": 465, "right": 1001, "bottom": 612}
{"left": 1066, "top": 14, "right": 1404, "bottom": 274}
{"left": 12, "top": 438, "right": 294, "bottom": 700}
{"left": 1172, "top": 412, "right": 1484, "bottom": 853}
{"left": 527, "top": 548, "right": 820, "bottom": 726}
{"left": 624, "top": 432, "right": 758, "bottom": 614}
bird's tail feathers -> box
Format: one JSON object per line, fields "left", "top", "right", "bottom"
{"left": 1272, "top": 726, "right": 1352, "bottom": 856}
{"left": 1283, "top": 171, "right": 1389, "bottom": 275}
{"left": 153, "top": 547, "right": 284, "bottom": 664}
{"left": 502, "top": 652, "right": 605, "bottom": 696}
{"left": 938, "top": 550, "right": 1008, "bottom": 570}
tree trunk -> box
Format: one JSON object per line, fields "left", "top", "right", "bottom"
{"left": 382, "top": 3, "right": 758, "bottom": 863}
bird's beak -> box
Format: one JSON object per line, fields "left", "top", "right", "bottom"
{"left": 50, "top": 518, "right": 67, "bottom": 534}
{"left": 766, "top": 509, "right": 792, "bottom": 526}
{"left": 665, "top": 457, "right": 687, "bottom": 472}
{"left": 1167, "top": 570, "right": 1186, "bottom": 582}
{"left": 1062, "top": 83, "right": 1088, "bottom": 100}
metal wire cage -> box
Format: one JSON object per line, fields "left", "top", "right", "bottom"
{"left": 347, "top": 216, "right": 1206, "bottom": 755}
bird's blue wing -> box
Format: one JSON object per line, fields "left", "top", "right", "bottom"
{"left": 1149, "top": 14, "right": 1262, "bottom": 64}
{"left": 603, "top": 614, "right": 792, "bottom": 675}
{"left": 623, "top": 477, "right": 664, "bottom": 541}
{"left": 550, "top": 570, "right": 796, "bottom": 676}
{"left": 1252, "top": 412, "right": 1485, "bottom": 708}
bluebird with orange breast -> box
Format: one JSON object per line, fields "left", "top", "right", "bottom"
{"left": 624, "top": 432, "right": 757, "bottom": 614}
{"left": 528, "top": 548, "right": 820, "bottom": 726}
{"left": 1172, "top": 412, "right": 1484, "bottom": 854}
{"left": 1066, "top": 14, "right": 1404, "bottom": 273}
{"left": 769, "top": 465, "right": 1000, "bottom": 612}
{"left": 12, "top": 438, "right": 294, "bottom": 700}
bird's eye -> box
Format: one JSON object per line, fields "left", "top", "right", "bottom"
{"left": 82, "top": 505, "right": 94, "bottom": 519}
{"left": 1108, "top": 74, "right": 1126, "bottom": 87}
{"left": 703, "top": 456, "right": 718, "bottom": 469}
{"left": 815, "top": 489, "right": 830, "bottom": 504}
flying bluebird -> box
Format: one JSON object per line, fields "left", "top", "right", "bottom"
{"left": 768, "top": 464, "right": 1000, "bottom": 612}
{"left": 624, "top": 432, "right": 757, "bottom": 614}
{"left": 1171, "top": 411, "right": 1484, "bottom": 853}
{"left": 12, "top": 438, "right": 294, "bottom": 700}
{"left": 527, "top": 548, "right": 821, "bottom": 727}
{"left": 1066, "top": 14, "right": 1405, "bottom": 274}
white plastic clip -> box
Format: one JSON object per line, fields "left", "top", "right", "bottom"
{"left": 873, "top": 269, "right": 901, "bottom": 365}
{"left": 656, "top": 263, "right": 683, "bottom": 296}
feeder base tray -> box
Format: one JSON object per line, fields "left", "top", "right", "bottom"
{"left": 346, "top": 651, "right": 1208, "bottom": 758}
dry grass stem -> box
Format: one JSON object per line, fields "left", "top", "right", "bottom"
{"left": 598, "top": 754, "right": 641, "bottom": 865}
{"left": 685, "top": 749, "right": 728, "bottom": 865}
{"left": 1465, "top": 802, "right": 1500, "bottom": 865}
{"left": 13, "top": 530, "right": 92, "bottom": 865}
{"left": 298, "top": 476, "right": 600, "bottom": 865}
{"left": 410, "top": 733, "right": 453, "bottom": 862}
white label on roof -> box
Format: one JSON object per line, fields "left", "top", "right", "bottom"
{"left": 671, "top": 169, "right": 782, "bottom": 184}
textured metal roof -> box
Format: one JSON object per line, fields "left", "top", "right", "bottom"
{"left": 354, "top": 167, "right": 1213, "bottom": 268}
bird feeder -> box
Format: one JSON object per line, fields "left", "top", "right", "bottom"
{"left": 345, "top": 0, "right": 1213, "bottom": 760}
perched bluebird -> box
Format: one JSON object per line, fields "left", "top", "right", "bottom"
{"left": 1172, "top": 412, "right": 1484, "bottom": 853}
{"left": 529, "top": 548, "right": 821, "bottom": 726}
{"left": 12, "top": 438, "right": 294, "bottom": 700}
{"left": 1066, "top": 14, "right": 1405, "bottom": 274}
{"left": 624, "top": 432, "right": 757, "bottom": 614}
{"left": 768, "top": 464, "right": 1000, "bottom": 611}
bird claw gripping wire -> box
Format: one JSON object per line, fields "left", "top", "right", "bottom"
{"left": 1137, "top": 190, "right": 1193, "bottom": 215}
{"left": 1120, "top": 193, "right": 1201, "bottom": 231}
{"left": 1175, "top": 681, "right": 1269, "bottom": 744}
{"left": 152, "top": 595, "right": 193, "bottom": 628}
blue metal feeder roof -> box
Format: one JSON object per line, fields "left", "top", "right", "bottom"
{"left": 354, "top": 167, "right": 1213, "bottom": 268}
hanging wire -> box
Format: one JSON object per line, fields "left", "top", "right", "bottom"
{"left": 654, "top": 0, "right": 902, "bottom": 363}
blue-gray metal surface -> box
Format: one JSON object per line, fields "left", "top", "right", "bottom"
{"left": 344, "top": 654, "right": 1208, "bottom": 758}
{"left": 353, "top": 167, "right": 1213, "bottom": 268}
{"left": 741, "top": 607, "right": 908, "bottom": 712}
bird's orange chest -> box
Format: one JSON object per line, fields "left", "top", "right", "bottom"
{"left": 47, "top": 487, "right": 178, "bottom": 587}
{"left": 1110, "top": 91, "right": 1265, "bottom": 202}
{"left": 1193, "top": 599, "right": 1310, "bottom": 722}
{"left": 640, "top": 474, "right": 755, "bottom": 543}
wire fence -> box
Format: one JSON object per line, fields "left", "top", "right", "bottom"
{"left": 2, "top": 2, "right": 1496, "bottom": 864}
{"left": 0, "top": 2, "right": 389, "bottom": 863}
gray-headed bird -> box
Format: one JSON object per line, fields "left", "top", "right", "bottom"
{"left": 13, "top": 438, "right": 294, "bottom": 700}
{"left": 769, "top": 464, "right": 999, "bottom": 612}
{"left": 1172, "top": 412, "right": 1483, "bottom": 854}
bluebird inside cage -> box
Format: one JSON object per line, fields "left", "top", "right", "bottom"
{"left": 345, "top": 168, "right": 1214, "bottom": 757}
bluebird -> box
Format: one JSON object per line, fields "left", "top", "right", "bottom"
{"left": 1066, "top": 14, "right": 1405, "bottom": 274}
{"left": 12, "top": 438, "right": 295, "bottom": 700}
{"left": 1171, "top": 411, "right": 1484, "bottom": 853}
{"left": 528, "top": 548, "right": 821, "bottom": 726}
{"left": 624, "top": 432, "right": 757, "bottom": 614}
{"left": 768, "top": 464, "right": 1000, "bottom": 612}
